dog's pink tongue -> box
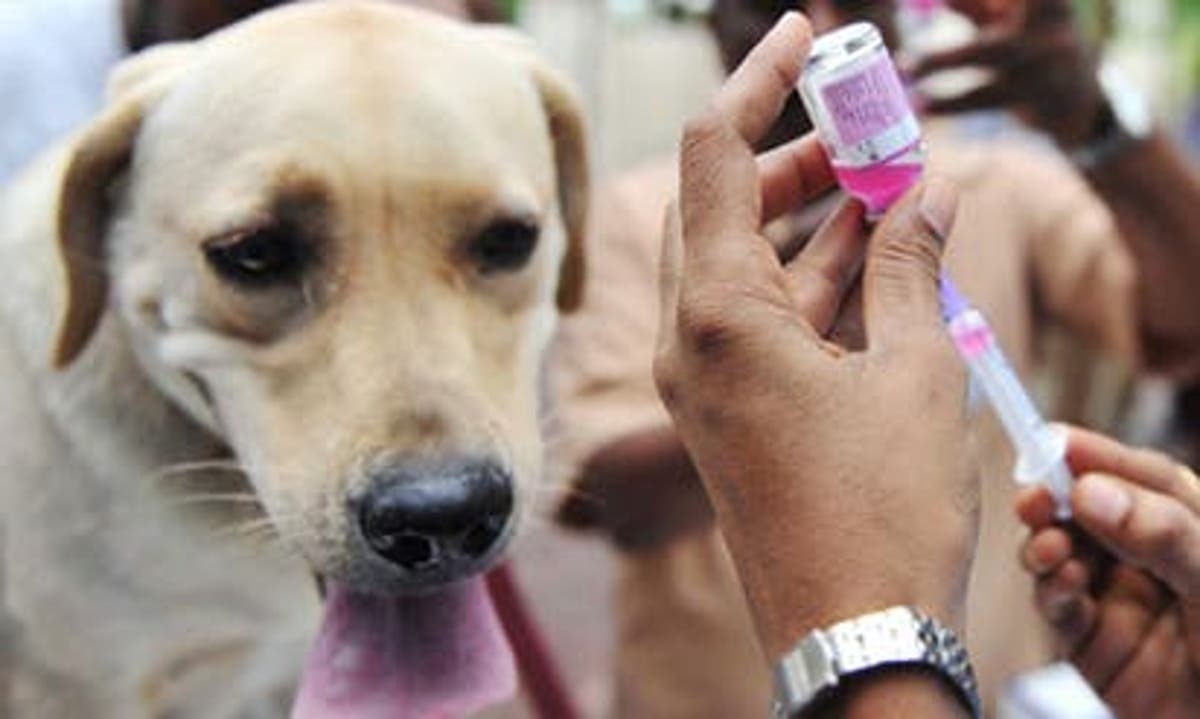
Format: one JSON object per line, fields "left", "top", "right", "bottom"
{"left": 291, "top": 578, "right": 516, "bottom": 719}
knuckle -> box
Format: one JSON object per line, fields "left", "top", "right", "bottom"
{"left": 680, "top": 109, "right": 726, "bottom": 152}
{"left": 652, "top": 352, "right": 683, "bottom": 410}
{"left": 1132, "top": 499, "right": 1190, "bottom": 559}
{"left": 676, "top": 292, "right": 743, "bottom": 360}
{"left": 873, "top": 231, "right": 942, "bottom": 291}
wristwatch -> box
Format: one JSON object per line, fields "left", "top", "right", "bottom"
{"left": 1069, "top": 59, "right": 1154, "bottom": 170}
{"left": 770, "top": 606, "right": 981, "bottom": 719}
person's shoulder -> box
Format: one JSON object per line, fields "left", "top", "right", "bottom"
{"left": 928, "top": 125, "right": 1081, "bottom": 190}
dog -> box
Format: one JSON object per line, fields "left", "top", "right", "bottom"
{"left": 0, "top": 2, "right": 587, "bottom": 716}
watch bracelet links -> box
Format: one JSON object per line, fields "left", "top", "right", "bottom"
{"left": 770, "top": 606, "right": 981, "bottom": 719}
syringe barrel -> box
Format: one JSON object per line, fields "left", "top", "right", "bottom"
{"left": 948, "top": 310, "right": 1043, "bottom": 452}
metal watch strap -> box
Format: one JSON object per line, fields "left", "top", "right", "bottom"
{"left": 770, "top": 606, "right": 980, "bottom": 719}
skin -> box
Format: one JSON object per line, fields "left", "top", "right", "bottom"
{"left": 920, "top": 0, "right": 1200, "bottom": 374}
{"left": 1016, "top": 427, "right": 1200, "bottom": 719}
{"left": 657, "top": 12, "right": 975, "bottom": 717}
{"left": 560, "top": 0, "right": 896, "bottom": 552}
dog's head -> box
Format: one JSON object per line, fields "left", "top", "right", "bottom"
{"left": 50, "top": 2, "right": 586, "bottom": 712}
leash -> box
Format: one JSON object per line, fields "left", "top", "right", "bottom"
{"left": 487, "top": 563, "right": 580, "bottom": 719}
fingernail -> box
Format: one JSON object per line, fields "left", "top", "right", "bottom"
{"left": 771, "top": 10, "right": 803, "bottom": 35}
{"left": 919, "top": 177, "right": 958, "bottom": 241}
{"left": 1077, "top": 474, "right": 1132, "bottom": 528}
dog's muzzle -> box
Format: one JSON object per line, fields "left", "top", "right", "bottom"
{"left": 352, "top": 456, "right": 514, "bottom": 588}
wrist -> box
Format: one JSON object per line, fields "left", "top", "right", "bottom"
{"left": 771, "top": 606, "right": 979, "bottom": 719}
{"left": 804, "top": 666, "right": 972, "bottom": 719}
{"left": 731, "top": 538, "right": 970, "bottom": 659}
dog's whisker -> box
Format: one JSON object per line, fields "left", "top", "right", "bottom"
{"left": 210, "top": 516, "right": 281, "bottom": 541}
{"left": 165, "top": 492, "right": 264, "bottom": 508}
{"left": 150, "top": 459, "right": 249, "bottom": 483}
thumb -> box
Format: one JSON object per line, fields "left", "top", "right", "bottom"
{"left": 863, "top": 177, "right": 958, "bottom": 350}
{"left": 1072, "top": 473, "right": 1200, "bottom": 603}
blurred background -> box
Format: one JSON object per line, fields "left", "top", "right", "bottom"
{"left": 515, "top": 0, "right": 1200, "bottom": 173}
{"left": 4, "top": 1, "right": 1200, "bottom": 717}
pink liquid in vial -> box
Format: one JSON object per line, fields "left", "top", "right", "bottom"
{"left": 833, "top": 161, "right": 923, "bottom": 218}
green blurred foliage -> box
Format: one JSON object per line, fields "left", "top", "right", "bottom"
{"left": 1174, "top": 0, "right": 1200, "bottom": 90}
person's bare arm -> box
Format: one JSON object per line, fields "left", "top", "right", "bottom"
{"left": 1080, "top": 133, "right": 1200, "bottom": 372}
{"left": 556, "top": 425, "right": 713, "bottom": 551}
{"left": 928, "top": 0, "right": 1200, "bottom": 372}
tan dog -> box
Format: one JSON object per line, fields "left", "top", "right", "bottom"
{"left": 0, "top": 2, "right": 587, "bottom": 717}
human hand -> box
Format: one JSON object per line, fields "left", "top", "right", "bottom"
{"left": 1016, "top": 426, "right": 1200, "bottom": 718}
{"left": 654, "top": 11, "right": 974, "bottom": 660}
{"left": 915, "top": 0, "right": 1107, "bottom": 148}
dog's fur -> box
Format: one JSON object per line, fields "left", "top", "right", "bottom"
{"left": 0, "top": 3, "right": 586, "bottom": 716}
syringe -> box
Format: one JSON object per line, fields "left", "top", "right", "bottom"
{"left": 941, "top": 275, "right": 1073, "bottom": 518}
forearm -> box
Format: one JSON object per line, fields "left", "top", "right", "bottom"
{"left": 1083, "top": 132, "right": 1200, "bottom": 371}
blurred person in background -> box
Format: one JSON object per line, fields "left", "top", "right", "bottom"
{"left": 0, "top": 0, "right": 497, "bottom": 186}
{"left": 548, "top": 0, "right": 1200, "bottom": 715}
{"left": 920, "top": 0, "right": 1200, "bottom": 375}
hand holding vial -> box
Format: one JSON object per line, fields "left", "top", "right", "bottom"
{"left": 659, "top": 10, "right": 974, "bottom": 667}
{"left": 798, "top": 18, "right": 1075, "bottom": 516}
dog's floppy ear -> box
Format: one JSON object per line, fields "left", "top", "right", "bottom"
{"left": 471, "top": 27, "right": 589, "bottom": 311}
{"left": 52, "top": 45, "right": 192, "bottom": 368}
{"left": 530, "top": 61, "right": 590, "bottom": 313}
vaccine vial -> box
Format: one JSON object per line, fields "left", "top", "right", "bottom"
{"left": 797, "top": 22, "right": 924, "bottom": 218}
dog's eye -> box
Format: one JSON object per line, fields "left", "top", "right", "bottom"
{"left": 204, "top": 226, "right": 309, "bottom": 287}
{"left": 468, "top": 219, "right": 539, "bottom": 273}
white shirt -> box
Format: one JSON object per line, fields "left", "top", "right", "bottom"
{"left": 0, "top": 0, "right": 125, "bottom": 186}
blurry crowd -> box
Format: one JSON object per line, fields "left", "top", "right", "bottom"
{"left": 4, "top": 0, "right": 1200, "bottom": 717}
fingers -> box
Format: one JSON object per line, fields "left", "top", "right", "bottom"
{"left": 758, "top": 133, "right": 835, "bottom": 223}
{"left": 678, "top": 11, "right": 811, "bottom": 275}
{"left": 1015, "top": 485, "right": 1060, "bottom": 530}
{"left": 713, "top": 11, "right": 811, "bottom": 144}
{"left": 783, "top": 198, "right": 867, "bottom": 335}
{"left": 1034, "top": 561, "right": 1098, "bottom": 650}
{"left": 1071, "top": 473, "right": 1200, "bottom": 601}
{"left": 1064, "top": 426, "right": 1200, "bottom": 513}
{"left": 862, "top": 177, "right": 958, "bottom": 350}
{"left": 1071, "top": 564, "right": 1169, "bottom": 693}
{"left": 1021, "top": 526, "right": 1074, "bottom": 577}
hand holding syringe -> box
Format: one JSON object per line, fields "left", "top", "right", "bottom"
{"left": 798, "top": 20, "right": 1074, "bottom": 518}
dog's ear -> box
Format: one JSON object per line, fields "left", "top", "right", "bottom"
{"left": 52, "top": 46, "right": 193, "bottom": 369}
{"left": 529, "top": 61, "right": 590, "bottom": 313}
{"left": 481, "top": 27, "right": 590, "bottom": 313}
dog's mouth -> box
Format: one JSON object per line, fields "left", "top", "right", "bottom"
{"left": 291, "top": 577, "right": 515, "bottom": 718}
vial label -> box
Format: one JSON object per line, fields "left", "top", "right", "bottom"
{"left": 821, "top": 54, "right": 912, "bottom": 148}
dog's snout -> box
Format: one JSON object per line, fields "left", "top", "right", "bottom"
{"left": 358, "top": 459, "right": 513, "bottom": 577}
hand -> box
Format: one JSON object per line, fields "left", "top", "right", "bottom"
{"left": 916, "top": 0, "right": 1107, "bottom": 148}
{"left": 654, "top": 11, "right": 974, "bottom": 660}
{"left": 1016, "top": 426, "right": 1200, "bottom": 718}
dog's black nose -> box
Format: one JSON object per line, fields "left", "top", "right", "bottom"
{"left": 359, "top": 459, "right": 513, "bottom": 575}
